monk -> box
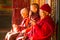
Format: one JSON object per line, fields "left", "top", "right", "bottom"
{"left": 27, "top": 4, "right": 55, "bottom": 40}
{"left": 5, "top": 8, "right": 30, "bottom": 40}
{"left": 16, "top": 8, "right": 30, "bottom": 40}
{"left": 19, "top": 8, "right": 30, "bottom": 29}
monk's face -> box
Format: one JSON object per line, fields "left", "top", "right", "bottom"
{"left": 21, "top": 9, "right": 28, "bottom": 18}
{"left": 39, "top": 9, "right": 49, "bottom": 17}
{"left": 30, "top": 5, "right": 37, "bottom": 13}
{"left": 40, "top": 9, "right": 44, "bottom": 17}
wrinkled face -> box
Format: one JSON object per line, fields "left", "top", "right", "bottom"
{"left": 21, "top": 9, "right": 28, "bottom": 18}
{"left": 30, "top": 5, "right": 37, "bottom": 13}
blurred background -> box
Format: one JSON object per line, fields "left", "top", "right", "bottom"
{"left": 0, "top": 0, "right": 59, "bottom": 40}
{"left": 0, "top": 0, "right": 12, "bottom": 40}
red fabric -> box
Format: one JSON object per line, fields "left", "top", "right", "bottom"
{"left": 40, "top": 4, "right": 51, "bottom": 13}
{"left": 12, "top": 17, "right": 30, "bottom": 32}
{"left": 27, "top": 16, "right": 55, "bottom": 40}
{"left": 20, "top": 17, "right": 30, "bottom": 27}
{"left": 18, "top": 17, "right": 30, "bottom": 31}
{"left": 12, "top": 0, "right": 30, "bottom": 25}
{"left": 16, "top": 18, "right": 30, "bottom": 40}
{"left": 12, "top": 9, "right": 22, "bottom": 25}
{"left": 26, "top": 26, "right": 32, "bottom": 33}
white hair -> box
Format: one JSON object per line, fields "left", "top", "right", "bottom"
{"left": 20, "top": 8, "right": 28, "bottom": 14}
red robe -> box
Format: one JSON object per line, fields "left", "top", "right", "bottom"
{"left": 26, "top": 15, "right": 55, "bottom": 40}
{"left": 16, "top": 18, "right": 30, "bottom": 40}
{"left": 19, "top": 17, "right": 30, "bottom": 31}
{"left": 20, "top": 17, "right": 30, "bottom": 27}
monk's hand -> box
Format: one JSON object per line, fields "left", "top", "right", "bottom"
{"left": 21, "top": 29, "right": 26, "bottom": 34}
{"left": 30, "top": 19, "right": 36, "bottom": 25}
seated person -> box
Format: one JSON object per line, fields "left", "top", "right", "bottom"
{"left": 16, "top": 8, "right": 31, "bottom": 40}
{"left": 5, "top": 8, "right": 30, "bottom": 40}
{"left": 19, "top": 8, "right": 30, "bottom": 29}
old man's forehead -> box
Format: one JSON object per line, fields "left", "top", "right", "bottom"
{"left": 21, "top": 8, "right": 28, "bottom": 13}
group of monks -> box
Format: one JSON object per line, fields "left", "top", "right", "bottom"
{"left": 5, "top": 3, "right": 55, "bottom": 40}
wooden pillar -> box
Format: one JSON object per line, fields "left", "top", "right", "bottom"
{"left": 40, "top": 0, "right": 45, "bottom": 7}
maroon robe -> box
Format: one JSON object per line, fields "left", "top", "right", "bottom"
{"left": 27, "top": 15, "right": 55, "bottom": 40}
